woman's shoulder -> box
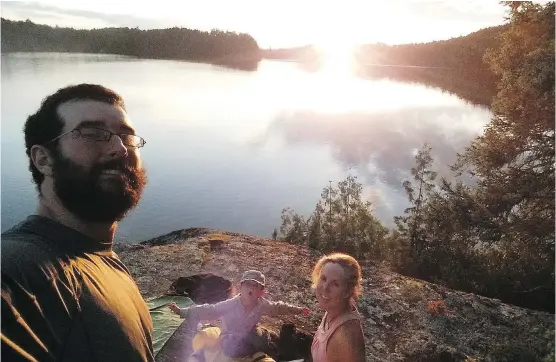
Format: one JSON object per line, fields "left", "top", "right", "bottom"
{"left": 327, "top": 318, "right": 366, "bottom": 361}
{"left": 335, "top": 310, "right": 362, "bottom": 327}
{"left": 330, "top": 313, "right": 365, "bottom": 348}
{"left": 338, "top": 318, "right": 363, "bottom": 336}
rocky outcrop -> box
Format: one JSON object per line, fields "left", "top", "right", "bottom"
{"left": 167, "top": 273, "right": 232, "bottom": 304}
{"left": 116, "top": 229, "right": 555, "bottom": 362}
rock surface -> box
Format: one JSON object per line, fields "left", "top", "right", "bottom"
{"left": 116, "top": 228, "right": 555, "bottom": 362}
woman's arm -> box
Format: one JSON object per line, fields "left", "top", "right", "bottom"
{"left": 327, "top": 319, "right": 366, "bottom": 362}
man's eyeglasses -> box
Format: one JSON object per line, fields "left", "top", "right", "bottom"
{"left": 47, "top": 126, "right": 146, "bottom": 148}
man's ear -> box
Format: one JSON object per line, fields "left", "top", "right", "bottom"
{"left": 30, "top": 145, "right": 54, "bottom": 177}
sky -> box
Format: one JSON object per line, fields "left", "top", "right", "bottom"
{"left": 1, "top": 0, "right": 511, "bottom": 48}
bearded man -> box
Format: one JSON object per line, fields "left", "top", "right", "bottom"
{"left": 1, "top": 84, "right": 154, "bottom": 362}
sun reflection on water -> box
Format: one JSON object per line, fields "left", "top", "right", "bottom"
{"left": 251, "top": 43, "right": 461, "bottom": 115}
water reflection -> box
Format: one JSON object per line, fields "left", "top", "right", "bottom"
{"left": 211, "top": 58, "right": 259, "bottom": 72}
{"left": 357, "top": 65, "right": 496, "bottom": 108}
{"left": 1, "top": 53, "right": 493, "bottom": 239}
{"left": 263, "top": 46, "right": 497, "bottom": 108}
{"left": 257, "top": 106, "right": 489, "bottom": 191}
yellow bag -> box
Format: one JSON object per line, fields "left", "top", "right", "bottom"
{"left": 192, "top": 326, "right": 221, "bottom": 352}
{"left": 191, "top": 326, "right": 275, "bottom": 362}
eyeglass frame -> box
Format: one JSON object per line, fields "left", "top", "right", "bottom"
{"left": 45, "top": 126, "right": 146, "bottom": 148}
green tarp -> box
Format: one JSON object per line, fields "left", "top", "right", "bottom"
{"left": 146, "top": 295, "right": 195, "bottom": 357}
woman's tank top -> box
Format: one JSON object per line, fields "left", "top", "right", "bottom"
{"left": 310, "top": 310, "right": 362, "bottom": 362}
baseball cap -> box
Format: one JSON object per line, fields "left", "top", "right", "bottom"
{"left": 240, "top": 270, "right": 265, "bottom": 287}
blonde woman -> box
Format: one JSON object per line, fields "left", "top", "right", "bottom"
{"left": 311, "top": 253, "right": 366, "bottom": 362}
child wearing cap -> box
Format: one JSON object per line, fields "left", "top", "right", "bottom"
{"left": 168, "top": 269, "right": 311, "bottom": 359}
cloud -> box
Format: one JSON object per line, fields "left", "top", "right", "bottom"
{"left": 256, "top": 106, "right": 489, "bottom": 192}
{"left": 247, "top": 104, "right": 491, "bottom": 224}
{"left": 1, "top": 1, "right": 172, "bottom": 29}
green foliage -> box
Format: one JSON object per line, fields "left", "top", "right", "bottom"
{"left": 454, "top": 1, "right": 555, "bottom": 311}
{"left": 391, "top": 2, "right": 555, "bottom": 313}
{"left": 1, "top": 18, "right": 261, "bottom": 69}
{"left": 394, "top": 144, "right": 437, "bottom": 260}
{"left": 468, "top": 1, "right": 555, "bottom": 248}
{"left": 280, "top": 175, "right": 388, "bottom": 259}
{"left": 489, "top": 327, "right": 555, "bottom": 362}
{"left": 542, "top": 328, "right": 555, "bottom": 362}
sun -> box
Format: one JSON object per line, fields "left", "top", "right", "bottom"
{"left": 314, "top": 40, "right": 359, "bottom": 78}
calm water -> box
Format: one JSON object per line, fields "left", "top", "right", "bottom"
{"left": 1, "top": 53, "right": 492, "bottom": 242}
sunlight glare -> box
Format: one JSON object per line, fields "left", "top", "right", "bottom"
{"left": 315, "top": 41, "right": 358, "bottom": 79}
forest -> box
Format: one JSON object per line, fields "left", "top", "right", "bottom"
{"left": 1, "top": 18, "right": 261, "bottom": 70}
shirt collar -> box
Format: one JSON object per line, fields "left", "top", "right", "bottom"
{"left": 17, "top": 215, "right": 114, "bottom": 254}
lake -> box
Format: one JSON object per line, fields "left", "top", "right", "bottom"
{"left": 1, "top": 52, "right": 492, "bottom": 242}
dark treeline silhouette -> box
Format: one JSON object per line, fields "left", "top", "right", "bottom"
{"left": 355, "top": 25, "right": 507, "bottom": 107}
{"left": 356, "top": 25, "right": 506, "bottom": 71}
{"left": 280, "top": 2, "right": 555, "bottom": 315}
{"left": 1, "top": 18, "right": 261, "bottom": 70}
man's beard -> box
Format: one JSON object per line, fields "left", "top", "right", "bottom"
{"left": 51, "top": 152, "right": 147, "bottom": 223}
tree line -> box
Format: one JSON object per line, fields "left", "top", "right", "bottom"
{"left": 1, "top": 18, "right": 261, "bottom": 70}
{"left": 356, "top": 25, "right": 508, "bottom": 107}
{"left": 280, "top": 2, "right": 555, "bottom": 314}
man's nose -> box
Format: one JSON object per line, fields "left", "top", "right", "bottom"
{"left": 107, "top": 134, "right": 128, "bottom": 158}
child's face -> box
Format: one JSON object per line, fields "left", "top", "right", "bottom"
{"left": 239, "top": 281, "right": 265, "bottom": 306}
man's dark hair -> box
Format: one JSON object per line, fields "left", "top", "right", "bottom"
{"left": 24, "top": 84, "right": 126, "bottom": 191}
